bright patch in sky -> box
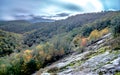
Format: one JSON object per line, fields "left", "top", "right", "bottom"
{"left": 60, "top": 0, "right": 103, "bottom": 12}
{"left": 0, "top": 0, "right": 120, "bottom": 20}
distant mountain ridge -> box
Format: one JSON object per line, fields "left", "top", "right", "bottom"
{"left": 0, "top": 11, "right": 120, "bottom": 47}
{"left": 27, "top": 16, "right": 55, "bottom": 23}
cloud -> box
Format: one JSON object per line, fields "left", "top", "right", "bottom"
{"left": 13, "top": 15, "right": 33, "bottom": 20}
{"left": 108, "top": 9, "right": 116, "bottom": 11}
{"left": 60, "top": 0, "right": 103, "bottom": 12}
{"left": 62, "top": 4, "right": 83, "bottom": 11}
{"left": 56, "top": 13, "right": 69, "bottom": 17}
{"left": 0, "top": 0, "right": 120, "bottom": 20}
{"left": 0, "top": 15, "right": 15, "bottom": 21}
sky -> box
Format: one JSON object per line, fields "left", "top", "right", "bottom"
{"left": 0, "top": 0, "right": 120, "bottom": 20}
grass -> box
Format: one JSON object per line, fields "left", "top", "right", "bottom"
{"left": 87, "top": 46, "right": 110, "bottom": 58}
{"left": 112, "top": 50, "right": 120, "bottom": 55}
{"left": 47, "top": 46, "right": 120, "bottom": 74}
{"left": 58, "top": 60, "right": 84, "bottom": 72}
{"left": 59, "top": 46, "right": 111, "bottom": 72}
{"left": 47, "top": 67, "right": 59, "bottom": 73}
{"left": 115, "top": 72, "right": 120, "bottom": 75}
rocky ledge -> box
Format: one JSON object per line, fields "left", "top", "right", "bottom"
{"left": 33, "top": 33, "right": 120, "bottom": 75}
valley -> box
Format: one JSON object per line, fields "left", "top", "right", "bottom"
{"left": 0, "top": 11, "right": 120, "bottom": 75}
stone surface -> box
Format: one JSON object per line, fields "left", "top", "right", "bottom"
{"left": 33, "top": 33, "right": 120, "bottom": 75}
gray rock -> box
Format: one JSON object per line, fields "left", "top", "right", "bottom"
{"left": 112, "top": 57, "right": 120, "bottom": 66}
{"left": 81, "top": 51, "right": 109, "bottom": 68}
{"left": 115, "top": 66, "right": 120, "bottom": 71}
{"left": 41, "top": 73, "right": 50, "bottom": 75}
{"left": 97, "top": 39, "right": 105, "bottom": 45}
{"left": 102, "top": 33, "right": 112, "bottom": 39}
{"left": 102, "top": 64, "right": 115, "bottom": 70}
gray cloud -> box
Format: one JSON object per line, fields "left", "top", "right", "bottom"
{"left": 56, "top": 13, "right": 69, "bottom": 17}
{"left": 13, "top": 14, "right": 32, "bottom": 20}
{"left": 63, "top": 4, "right": 82, "bottom": 11}
{"left": 0, "top": 0, "right": 119, "bottom": 20}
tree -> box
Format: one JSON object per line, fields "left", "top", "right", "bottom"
{"left": 23, "top": 50, "right": 33, "bottom": 62}
{"left": 101, "top": 27, "right": 109, "bottom": 35}
{"left": 81, "top": 37, "right": 88, "bottom": 47}
{"left": 81, "top": 26, "right": 93, "bottom": 37}
{"left": 88, "top": 29, "right": 100, "bottom": 41}
{"left": 111, "top": 16, "right": 120, "bottom": 37}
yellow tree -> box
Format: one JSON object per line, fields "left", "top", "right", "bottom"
{"left": 73, "top": 35, "right": 81, "bottom": 47}
{"left": 100, "top": 27, "right": 109, "bottom": 36}
{"left": 88, "top": 29, "right": 100, "bottom": 41}
{"left": 23, "top": 50, "right": 33, "bottom": 62}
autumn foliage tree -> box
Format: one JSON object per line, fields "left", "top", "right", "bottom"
{"left": 72, "top": 28, "right": 109, "bottom": 50}
{"left": 88, "top": 28, "right": 109, "bottom": 42}
{"left": 88, "top": 29, "right": 100, "bottom": 41}
{"left": 72, "top": 35, "right": 88, "bottom": 51}
{"left": 81, "top": 37, "right": 88, "bottom": 47}
{"left": 100, "top": 27, "right": 109, "bottom": 36}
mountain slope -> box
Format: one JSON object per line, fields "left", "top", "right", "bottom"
{"left": 0, "top": 30, "right": 23, "bottom": 56}
{"left": 23, "top": 11, "right": 120, "bottom": 47}
{"left": 34, "top": 33, "right": 120, "bottom": 75}
{"left": 0, "top": 11, "right": 119, "bottom": 47}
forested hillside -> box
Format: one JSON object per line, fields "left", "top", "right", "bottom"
{"left": 0, "top": 30, "right": 23, "bottom": 56}
{"left": 23, "top": 11, "right": 120, "bottom": 48}
{"left": 0, "top": 11, "right": 120, "bottom": 75}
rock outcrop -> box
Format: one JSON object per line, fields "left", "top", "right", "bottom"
{"left": 33, "top": 33, "right": 120, "bottom": 75}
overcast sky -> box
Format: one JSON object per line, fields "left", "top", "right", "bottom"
{"left": 0, "top": 0, "right": 120, "bottom": 20}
